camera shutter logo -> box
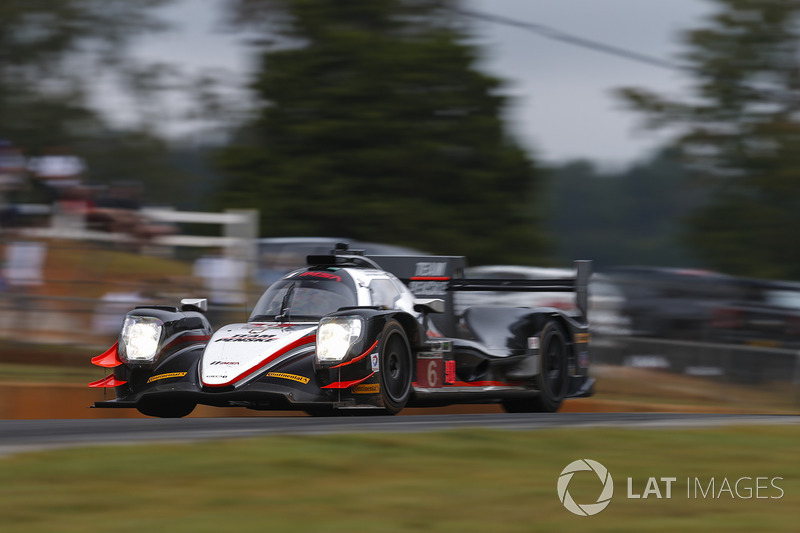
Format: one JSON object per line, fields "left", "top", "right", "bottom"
{"left": 557, "top": 459, "right": 614, "bottom": 516}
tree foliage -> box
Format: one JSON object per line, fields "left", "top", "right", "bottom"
{"left": 0, "top": 0, "right": 225, "bottom": 208}
{"left": 0, "top": 0, "right": 171, "bottom": 149}
{"left": 547, "top": 149, "right": 703, "bottom": 270}
{"left": 618, "top": 0, "right": 800, "bottom": 279}
{"left": 216, "top": 0, "right": 548, "bottom": 265}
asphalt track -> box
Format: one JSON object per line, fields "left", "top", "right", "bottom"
{"left": 1, "top": 413, "right": 799, "bottom": 457}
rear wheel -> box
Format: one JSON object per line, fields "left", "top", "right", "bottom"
{"left": 137, "top": 398, "right": 196, "bottom": 418}
{"left": 377, "top": 320, "right": 412, "bottom": 415}
{"left": 502, "top": 321, "right": 569, "bottom": 413}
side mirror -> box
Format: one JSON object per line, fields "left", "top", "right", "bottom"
{"left": 181, "top": 298, "right": 208, "bottom": 312}
{"left": 413, "top": 298, "right": 445, "bottom": 314}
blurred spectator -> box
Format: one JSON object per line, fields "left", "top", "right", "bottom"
{"left": 86, "top": 181, "right": 176, "bottom": 248}
{"left": 0, "top": 140, "right": 28, "bottom": 229}
{"left": 3, "top": 241, "right": 46, "bottom": 287}
{"left": 53, "top": 185, "right": 94, "bottom": 231}
{"left": 92, "top": 290, "right": 143, "bottom": 335}
{"left": 87, "top": 181, "right": 143, "bottom": 234}
{"left": 27, "top": 146, "right": 86, "bottom": 193}
{"left": 0, "top": 140, "right": 26, "bottom": 192}
{"left": 26, "top": 146, "right": 89, "bottom": 232}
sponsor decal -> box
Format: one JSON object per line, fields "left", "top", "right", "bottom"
{"left": 146, "top": 372, "right": 188, "bottom": 384}
{"left": 351, "top": 383, "right": 380, "bottom": 394}
{"left": 408, "top": 280, "right": 448, "bottom": 296}
{"left": 215, "top": 334, "right": 278, "bottom": 343}
{"left": 413, "top": 262, "right": 448, "bottom": 278}
{"left": 370, "top": 352, "right": 380, "bottom": 372}
{"left": 266, "top": 372, "right": 310, "bottom": 384}
{"left": 298, "top": 271, "right": 342, "bottom": 282}
{"left": 210, "top": 361, "right": 240, "bottom": 366}
{"left": 528, "top": 336, "right": 540, "bottom": 350}
{"left": 575, "top": 333, "right": 591, "bottom": 344}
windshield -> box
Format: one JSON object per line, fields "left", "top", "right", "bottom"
{"left": 249, "top": 276, "right": 357, "bottom": 321}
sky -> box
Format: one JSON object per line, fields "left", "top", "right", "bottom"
{"left": 126, "top": 0, "right": 716, "bottom": 167}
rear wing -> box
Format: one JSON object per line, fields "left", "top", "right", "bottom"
{"left": 369, "top": 256, "right": 591, "bottom": 337}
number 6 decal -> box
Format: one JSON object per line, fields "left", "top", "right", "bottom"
{"left": 427, "top": 360, "right": 438, "bottom": 387}
{"left": 416, "top": 353, "right": 443, "bottom": 388}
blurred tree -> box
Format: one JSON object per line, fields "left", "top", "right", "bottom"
{"left": 547, "top": 149, "right": 704, "bottom": 270}
{"left": 0, "top": 0, "right": 233, "bottom": 212}
{"left": 0, "top": 0, "right": 171, "bottom": 150}
{"left": 618, "top": 0, "right": 800, "bottom": 279}
{"left": 216, "top": 0, "right": 548, "bottom": 265}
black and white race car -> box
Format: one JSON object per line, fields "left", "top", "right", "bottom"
{"left": 90, "top": 247, "right": 594, "bottom": 417}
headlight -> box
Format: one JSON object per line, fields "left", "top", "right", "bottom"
{"left": 316, "top": 316, "right": 363, "bottom": 362}
{"left": 120, "top": 315, "right": 163, "bottom": 363}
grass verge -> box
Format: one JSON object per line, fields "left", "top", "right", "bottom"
{"left": 0, "top": 426, "right": 798, "bottom": 532}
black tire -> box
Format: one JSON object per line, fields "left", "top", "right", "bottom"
{"left": 137, "top": 398, "right": 196, "bottom": 418}
{"left": 502, "top": 321, "right": 569, "bottom": 413}
{"left": 376, "top": 320, "right": 412, "bottom": 415}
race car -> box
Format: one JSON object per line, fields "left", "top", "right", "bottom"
{"left": 90, "top": 246, "right": 594, "bottom": 417}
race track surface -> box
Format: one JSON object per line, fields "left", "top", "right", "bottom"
{"left": 1, "top": 413, "right": 799, "bottom": 457}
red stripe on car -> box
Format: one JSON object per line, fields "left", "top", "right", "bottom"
{"left": 321, "top": 373, "right": 375, "bottom": 389}
{"left": 202, "top": 335, "right": 316, "bottom": 388}
{"left": 330, "top": 340, "right": 379, "bottom": 369}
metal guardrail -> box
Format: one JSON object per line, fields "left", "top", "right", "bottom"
{"left": 594, "top": 335, "right": 800, "bottom": 384}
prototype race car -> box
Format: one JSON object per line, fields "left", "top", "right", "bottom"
{"left": 90, "top": 247, "right": 594, "bottom": 417}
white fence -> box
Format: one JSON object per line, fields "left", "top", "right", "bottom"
{"left": 16, "top": 205, "right": 258, "bottom": 262}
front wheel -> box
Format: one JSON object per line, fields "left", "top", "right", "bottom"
{"left": 502, "top": 320, "right": 569, "bottom": 413}
{"left": 376, "top": 320, "right": 412, "bottom": 415}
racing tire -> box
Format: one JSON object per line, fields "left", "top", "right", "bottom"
{"left": 502, "top": 320, "right": 569, "bottom": 413}
{"left": 375, "top": 320, "right": 413, "bottom": 415}
{"left": 136, "top": 398, "right": 196, "bottom": 418}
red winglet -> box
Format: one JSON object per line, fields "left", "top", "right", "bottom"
{"left": 88, "top": 374, "right": 128, "bottom": 388}
{"left": 91, "top": 342, "right": 122, "bottom": 368}
{"left": 320, "top": 373, "right": 375, "bottom": 389}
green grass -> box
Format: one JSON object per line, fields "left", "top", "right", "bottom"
{"left": 0, "top": 426, "right": 798, "bottom": 532}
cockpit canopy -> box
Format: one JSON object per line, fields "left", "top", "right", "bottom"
{"left": 249, "top": 271, "right": 358, "bottom": 322}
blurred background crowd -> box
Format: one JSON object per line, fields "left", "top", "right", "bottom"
{"left": 2, "top": 0, "right": 800, "bottom": 410}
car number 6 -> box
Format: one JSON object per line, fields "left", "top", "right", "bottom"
{"left": 427, "top": 360, "right": 438, "bottom": 387}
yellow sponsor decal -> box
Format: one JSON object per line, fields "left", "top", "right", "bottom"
{"left": 266, "top": 372, "right": 310, "bottom": 384}
{"left": 575, "top": 333, "right": 591, "bottom": 344}
{"left": 147, "top": 372, "right": 187, "bottom": 384}
{"left": 351, "top": 383, "right": 380, "bottom": 394}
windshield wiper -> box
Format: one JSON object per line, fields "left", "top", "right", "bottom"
{"left": 275, "top": 283, "right": 295, "bottom": 322}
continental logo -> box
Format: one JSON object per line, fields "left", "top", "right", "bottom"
{"left": 351, "top": 383, "right": 380, "bottom": 394}
{"left": 147, "top": 372, "right": 187, "bottom": 384}
{"left": 575, "top": 333, "right": 591, "bottom": 344}
{"left": 266, "top": 372, "right": 310, "bottom": 385}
